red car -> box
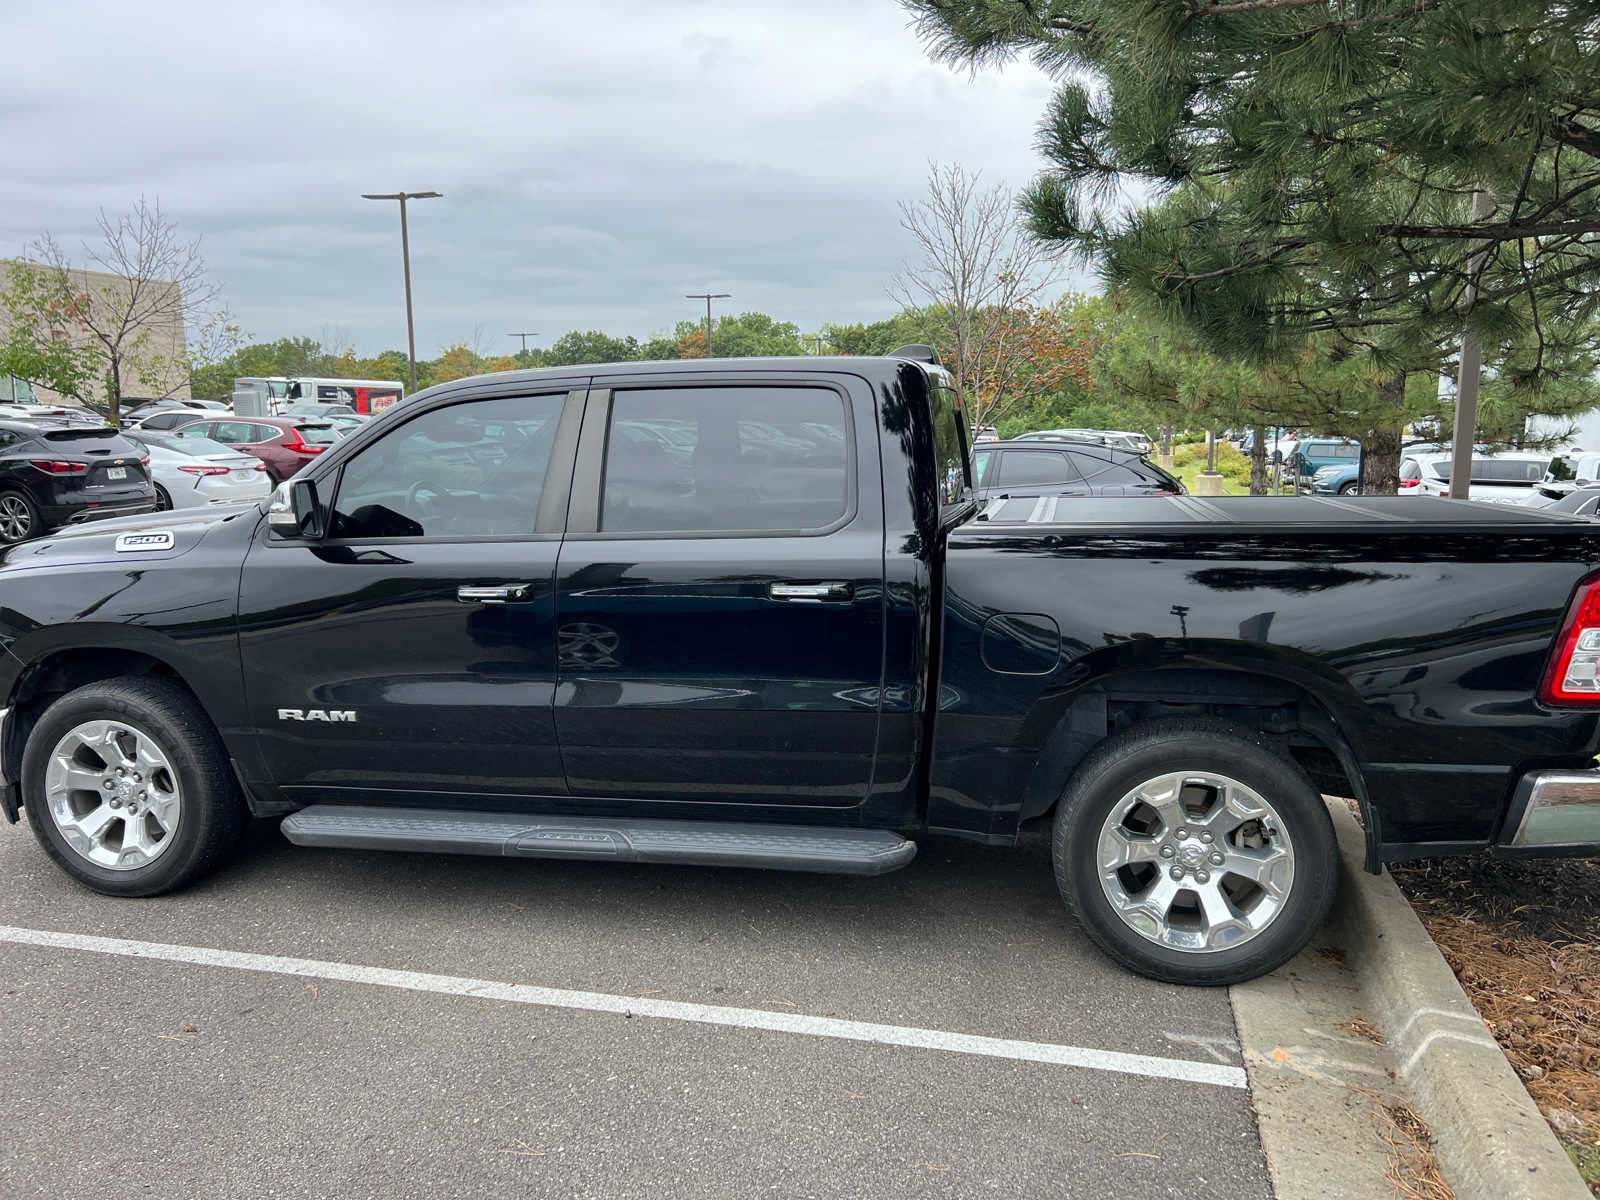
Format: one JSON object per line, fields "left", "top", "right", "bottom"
{"left": 171, "top": 415, "right": 340, "bottom": 483}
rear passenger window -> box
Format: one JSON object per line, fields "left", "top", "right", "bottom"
{"left": 996, "top": 450, "right": 1079, "bottom": 486}
{"left": 600, "top": 386, "right": 849, "bottom": 534}
{"left": 1076, "top": 457, "right": 1150, "bottom": 487}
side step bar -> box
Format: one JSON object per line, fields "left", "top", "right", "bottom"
{"left": 280, "top": 806, "right": 917, "bottom": 876}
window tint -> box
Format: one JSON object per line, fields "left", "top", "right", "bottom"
{"left": 1075, "top": 455, "right": 1153, "bottom": 487}
{"left": 1434, "top": 458, "right": 1547, "bottom": 484}
{"left": 329, "top": 394, "right": 564, "bottom": 539}
{"left": 996, "top": 449, "right": 1080, "bottom": 486}
{"left": 972, "top": 448, "right": 992, "bottom": 485}
{"left": 600, "top": 386, "right": 848, "bottom": 533}
{"left": 928, "top": 378, "right": 971, "bottom": 506}
{"left": 295, "top": 424, "right": 340, "bottom": 446}
{"left": 143, "top": 411, "right": 191, "bottom": 430}
{"left": 208, "top": 421, "right": 256, "bottom": 443}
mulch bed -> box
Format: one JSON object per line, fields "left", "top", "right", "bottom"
{"left": 1389, "top": 854, "right": 1600, "bottom": 1191}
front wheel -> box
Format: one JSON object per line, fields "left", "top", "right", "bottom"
{"left": 22, "top": 677, "right": 248, "bottom": 896}
{"left": 1052, "top": 718, "right": 1337, "bottom": 985}
{"left": 1338, "top": 481, "right": 1359, "bottom": 495}
{"left": 153, "top": 484, "right": 173, "bottom": 511}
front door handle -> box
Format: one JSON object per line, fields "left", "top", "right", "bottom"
{"left": 769, "top": 581, "right": 852, "bottom": 603}
{"left": 457, "top": 583, "right": 533, "bottom": 605}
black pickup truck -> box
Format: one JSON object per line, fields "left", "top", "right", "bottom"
{"left": 3, "top": 350, "right": 1599, "bottom": 985}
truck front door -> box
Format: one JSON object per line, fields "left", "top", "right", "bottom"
{"left": 237, "top": 385, "right": 583, "bottom": 805}
{"left": 553, "top": 376, "right": 887, "bottom": 809}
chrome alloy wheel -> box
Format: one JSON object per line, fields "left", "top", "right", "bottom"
{"left": 44, "top": 720, "right": 182, "bottom": 870}
{"left": 1096, "top": 771, "right": 1295, "bottom": 953}
{"left": 0, "top": 494, "right": 32, "bottom": 541}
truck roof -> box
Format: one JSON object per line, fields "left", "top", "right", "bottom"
{"left": 423, "top": 355, "right": 927, "bottom": 393}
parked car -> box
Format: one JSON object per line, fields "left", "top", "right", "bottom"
{"left": 1288, "top": 438, "right": 1360, "bottom": 483}
{"left": 122, "top": 431, "right": 272, "bottom": 511}
{"left": 0, "top": 419, "right": 155, "bottom": 543}
{"left": 123, "top": 407, "right": 216, "bottom": 433}
{"left": 1530, "top": 451, "right": 1600, "bottom": 506}
{"left": 1017, "top": 428, "right": 1150, "bottom": 453}
{"left": 170, "top": 415, "right": 340, "bottom": 482}
{"left": 973, "top": 439, "right": 1184, "bottom": 500}
{"left": 284, "top": 408, "right": 365, "bottom": 436}
{"left": 286, "top": 403, "right": 363, "bottom": 420}
{"left": 8, "top": 350, "right": 1600, "bottom": 990}
{"left": 1309, "top": 462, "right": 1360, "bottom": 495}
{"left": 1400, "top": 450, "right": 1554, "bottom": 502}
{"left": 1542, "top": 485, "right": 1600, "bottom": 519}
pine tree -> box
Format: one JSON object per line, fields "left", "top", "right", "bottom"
{"left": 903, "top": 1, "right": 1600, "bottom": 487}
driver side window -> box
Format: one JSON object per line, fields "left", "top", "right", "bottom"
{"left": 328, "top": 393, "right": 565, "bottom": 539}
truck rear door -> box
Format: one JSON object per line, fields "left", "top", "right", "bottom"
{"left": 552, "top": 374, "right": 887, "bottom": 808}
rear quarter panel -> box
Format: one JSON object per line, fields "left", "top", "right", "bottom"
{"left": 932, "top": 517, "right": 1600, "bottom": 851}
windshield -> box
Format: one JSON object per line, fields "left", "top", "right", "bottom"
{"left": 296, "top": 424, "right": 340, "bottom": 446}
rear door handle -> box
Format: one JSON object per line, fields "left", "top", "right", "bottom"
{"left": 457, "top": 584, "right": 533, "bottom": 604}
{"left": 769, "top": 581, "right": 852, "bottom": 603}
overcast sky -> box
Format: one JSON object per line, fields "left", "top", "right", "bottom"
{"left": 1, "top": 0, "right": 1085, "bottom": 359}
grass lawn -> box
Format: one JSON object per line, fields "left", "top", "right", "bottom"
{"left": 1169, "top": 442, "right": 1300, "bottom": 495}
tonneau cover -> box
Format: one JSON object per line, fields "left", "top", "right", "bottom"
{"left": 969, "top": 493, "right": 1589, "bottom": 529}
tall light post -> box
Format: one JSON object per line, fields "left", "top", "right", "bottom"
{"left": 685, "top": 292, "right": 730, "bottom": 357}
{"left": 508, "top": 331, "right": 538, "bottom": 362}
{"left": 361, "top": 190, "right": 442, "bottom": 393}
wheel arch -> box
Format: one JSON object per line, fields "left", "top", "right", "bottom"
{"left": 2, "top": 633, "right": 218, "bottom": 822}
{"left": 1020, "top": 665, "right": 1382, "bottom": 871}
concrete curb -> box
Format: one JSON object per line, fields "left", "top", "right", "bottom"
{"left": 1326, "top": 802, "right": 1587, "bottom": 1200}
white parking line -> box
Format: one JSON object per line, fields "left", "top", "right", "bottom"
{"left": 1, "top": 924, "right": 1246, "bottom": 1089}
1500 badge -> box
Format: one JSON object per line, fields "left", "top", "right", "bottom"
{"left": 115, "top": 531, "right": 174, "bottom": 552}
{"left": 278, "top": 709, "right": 359, "bottom": 723}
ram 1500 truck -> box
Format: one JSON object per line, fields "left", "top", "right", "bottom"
{"left": 4, "top": 350, "right": 1600, "bottom": 985}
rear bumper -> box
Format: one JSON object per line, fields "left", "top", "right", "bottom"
{"left": 1504, "top": 767, "right": 1600, "bottom": 849}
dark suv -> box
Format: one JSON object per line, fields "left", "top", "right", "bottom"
{"left": 972, "top": 438, "right": 1184, "bottom": 501}
{"left": 0, "top": 420, "right": 155, "bottom": 543}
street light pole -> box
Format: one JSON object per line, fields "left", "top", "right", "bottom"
{"left": 685, "top": 292, "right": 730, "bottom": 357}
{"left": 361, "top": 190, "right": 442, "bottom": 393}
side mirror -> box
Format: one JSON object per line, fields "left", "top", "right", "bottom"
{"left": 266, "top": 478, "right": 326, "bottom": 538}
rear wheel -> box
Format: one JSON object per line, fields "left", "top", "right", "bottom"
{"left": 0, "top": 489, "right": 39, "bottom": 543}
{"left": 22, "top": 677, "right": 248, "bottom": 896}
{"left": 153, "top": 484, "right": 173, "bottom": 511}
{"left": 1052, "top": 718, "right": 1337, "bottom": 985}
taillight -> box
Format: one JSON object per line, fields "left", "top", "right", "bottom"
{"left": 253, "top": 462, "right": 266, "bottom": 471}
{"left": 140, "top": 455, "right": 151, "bottom": 468}
{"left": 1399, "top": 478, "right": 1420, "bottom": 489}
{"left": 178, "top": 464, "right": 231, "bottom": 477}
{"left": 1540, "top": 574, "right": 1600, "bottom": 704}
{"left": 29, "top": 459, "right": 88, "bottom": 475}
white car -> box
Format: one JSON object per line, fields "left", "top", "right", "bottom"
{"left": 1399, "top": 450, "right": 1554, "bottom": 503}
{"left": 122, "top": 430, "right": 272, "bottom": 511}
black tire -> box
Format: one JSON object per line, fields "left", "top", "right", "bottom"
{"left": 0, "top": 488, "right": 40, "bottom": 544}
{"left": 1051, "top": 717, "right": 1337, "bottom": 986}
{"left": 153, "top": 484, "right": 173, "bottom": 511}
{"left": 22, "top": 677, "right": 248, "bottom": 897}
{"left": 1337, "top": 481, "right": 1359, "bottom": 495}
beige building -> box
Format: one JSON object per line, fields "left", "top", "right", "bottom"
{"left": 0, "top": 261, "right": 189, "bottom": 406}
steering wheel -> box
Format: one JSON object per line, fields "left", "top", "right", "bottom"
{"left": 407, "top": 479, "right": 442, "bottom": 516}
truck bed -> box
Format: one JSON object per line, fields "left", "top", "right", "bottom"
{"left": 973, "top": 494, "right": 1587, "bottom": 529}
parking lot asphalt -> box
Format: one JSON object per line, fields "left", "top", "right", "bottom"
{"left": 0, "top": 822, "right": 1272, "bottom": 1199}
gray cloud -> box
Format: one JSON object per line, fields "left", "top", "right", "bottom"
{"left": 1, "top": 0, "right": 1090, "bottom": 358}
